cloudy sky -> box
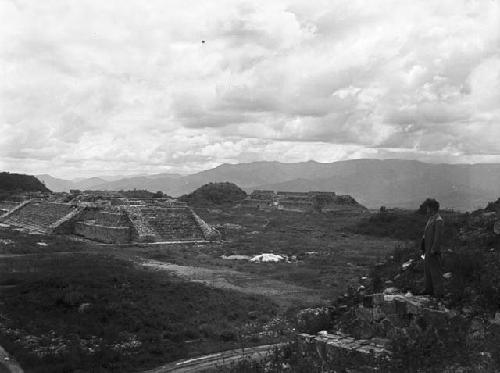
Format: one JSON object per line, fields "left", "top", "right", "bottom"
{"left": 0, "top": 0, "right": 499, "bottom": 178}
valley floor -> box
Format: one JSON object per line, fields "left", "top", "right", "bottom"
{"left": 0, "top": 207, "right": 404, "bottom": 372}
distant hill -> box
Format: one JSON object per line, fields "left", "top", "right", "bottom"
{"left": 91, "top": 174, "right": 188, "bottom": 194}
{"left": 179, "top": 182, "right": 247, "bottom": 206}
{"left": 36, "top": 174, "right": 107, "bottom": 192}
{"left": 38, "top": 159, "right": 500, "bottom": 211}
{"left": 36, "top": 174, "right": 73, "bottom": 192}
{"left": 0, "top": 172, "right": 50, "bottom": 200}
{"left": 251, "top": 160, "right": 500, "bottom": 211}
{"left": 37, "top": 173, "right": 186, "bottom": 193}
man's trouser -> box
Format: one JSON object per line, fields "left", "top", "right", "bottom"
{"left": 424, "top": 253, "right": 443, "bottom": 298}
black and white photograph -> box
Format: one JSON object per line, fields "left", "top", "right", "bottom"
{"left": 1, "top": 0, "right": 500, "bottom": 371}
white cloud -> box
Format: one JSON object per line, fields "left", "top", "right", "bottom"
{"left": 0, "top": 0, "right": 499, "bottom": 178}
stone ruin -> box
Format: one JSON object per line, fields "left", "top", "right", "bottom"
{"left": 241, "top": 190, "right": 366, "bottom": 213}
{"left": 297, "top": 292, "right": 500, "bottom": 371}
{"left": 241, "top": 190, "right": 277, "bottom": 209}
{"left": 0, "top": 199, "right": 220, "bottom": 244}
{"left": 277, "top": 191, "right": 315, "bottom": 212}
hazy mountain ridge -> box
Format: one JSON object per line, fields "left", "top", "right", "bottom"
{"left": 36, "top": 159, "right": 500, "bottom": 211}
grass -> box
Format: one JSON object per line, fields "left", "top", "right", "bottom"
{"left": 207, "top": 206, "right": 500, "bottom": 373}
{"left": 2, "top": 205, "right": 459, "bottom": 372}
{"left": 0, "top": 227, "right": 89, "bottom": 255}
{"left": 0, "top": 251, "right": 279, "bottom": 372}
{"left": 128, "top": 207, "right": 400, "bottom": 303}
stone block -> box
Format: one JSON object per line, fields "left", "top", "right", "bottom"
{"left": 362, "top": 295, "right": 374, "bottom": 308}
{"left": 488, "top": 321, "right": 500, "bottom": 341}
{"left": 370, "top": 337, "right": 390, "bottom": 348}
{"left": 394, "top": 298, "right": 407, "bottom": 316}
{"left": 381, "top": 299, "right": 397, "bottom": 316}
{"left": 373, "top": 305, "right": 385, "bottom": 321}
{"left": 325, "top": 340, "right": 343, "bottom": 362}
{"left": 315, "top": 338, "right": 328, "bottom": 361}
{"left": 355, "top": 306, "right": 374, "bottom": 323}
{"left": 372, "top": 293, "right": 385, "bottom": 306}
{"left": 405, "top": 299, "right": 425, "bottom": 315}
{"left": 423, "top": 308, "right": 450, "bottom": 328}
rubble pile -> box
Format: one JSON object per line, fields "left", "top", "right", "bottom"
{"left": 297, "top": 290, "right": 500, "bottom": 371}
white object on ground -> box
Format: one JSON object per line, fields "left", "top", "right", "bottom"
{"left": 221, "top": 255, "right": 252, "bottom": 260}
{"left": 443, "top": 272, "right": 453, "bottom": 279}
{"left": 250, "top": 253, "right": 284, "bottom": 263}
{"left": 37, "top": 242, "right": 48, "bottom": 246}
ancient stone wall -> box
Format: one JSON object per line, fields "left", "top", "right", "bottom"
{"left": 296, "top": 294, "right": 456, "bottom": 370}
{"left": 94, "top": 212, "right": 129, "bottom": 226}
{"left": 277, "top": 200, "right": 314, "bottom": 212}
{"left": 73, "top": 222, "right": 131, "bottom": 244}
{"left": 0, "top": 201, "right": 78, "bottom": 233}
{"left": 241, "top": 198, "right": 273, "bottom": 209}
{"left": 297, "top": 331, "right": 391, "bottom": 370}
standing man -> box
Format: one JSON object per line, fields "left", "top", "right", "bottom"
{"left": 421, "top": 198, "right": 444, "bottom": 298}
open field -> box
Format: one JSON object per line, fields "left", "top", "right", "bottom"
{"left": 0, "top": 206, "right": 406, "bottom": 371}
{"left": 0, "top": 249, "right": 279, "bottom": 372}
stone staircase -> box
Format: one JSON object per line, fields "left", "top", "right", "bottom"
{"left": 0, "top": 201, "right": 78, "bottom": 234}
{"left": 140, "top": 207, "right": 204, "bottom": 241}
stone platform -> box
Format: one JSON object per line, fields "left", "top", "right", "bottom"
{"left": 297, "top": 331, "right": 391, "bottom": 371}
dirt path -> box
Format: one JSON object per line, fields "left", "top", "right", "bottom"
{"left": 139, "top": 259, "right": 323, "bottom": 307}
{"left": 143, "top": 343, "right": 284, "bottom": 373}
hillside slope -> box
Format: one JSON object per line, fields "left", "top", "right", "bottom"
{"left": 0, "top": 172, "right": 50, "bottom": 200}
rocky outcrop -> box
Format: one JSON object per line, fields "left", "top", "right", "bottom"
{"left": 297, "top": 331, "right": 391, "bottom": 371}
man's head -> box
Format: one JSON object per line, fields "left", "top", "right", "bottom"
{"left": 425, "top": 198, "right": 440, "bottom": 216}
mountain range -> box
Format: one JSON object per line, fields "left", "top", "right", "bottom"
{"left": 36, "top": 159, "right": 500, "bottom": 211}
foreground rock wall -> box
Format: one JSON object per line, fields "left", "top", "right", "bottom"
{"left": 297, "top": 292, "right": 500, "bottom": 371}
{"left": 297, "top": 331, "right": 391, "bottom": 371}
